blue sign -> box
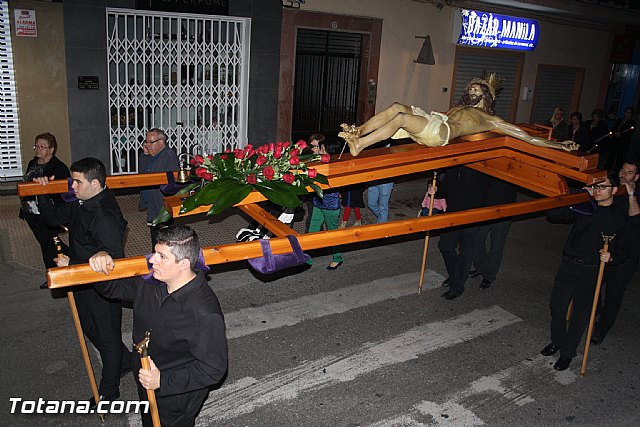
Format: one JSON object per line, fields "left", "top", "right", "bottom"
{"left": 458, "top": 9, "right": 539, "bottom": 51}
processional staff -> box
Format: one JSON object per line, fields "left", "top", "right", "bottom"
{"left": 580, "top": 233, "right": 615, "bottom": 377}
{"left": 418, "top": 171, "right": 438, "bottom": 294}
{"left": 134, "top": 331, "right": 162, "bottom": 427}
{"left": 53, "top": 237, "right": 104, "bottom": 422}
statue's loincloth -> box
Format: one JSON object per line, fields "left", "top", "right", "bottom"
{"left": 391, "top": 106, "right": 450, "bottom": 147}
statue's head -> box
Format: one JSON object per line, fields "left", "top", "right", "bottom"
{"left": 457, "top": 80, "right": 495, "bottom": 115}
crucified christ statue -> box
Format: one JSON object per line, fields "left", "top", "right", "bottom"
{"left": 339, "top": 78, "right": 579, "bottom": 157}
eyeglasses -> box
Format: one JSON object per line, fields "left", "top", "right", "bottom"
{"left": 143, "top": 138, "right": 162, "bottom": 145}
{"left": 589, "top": 184, "right": 614, "bottom": 190}
{"left": 33, "top": 145, "right": 51, "bottom": 150}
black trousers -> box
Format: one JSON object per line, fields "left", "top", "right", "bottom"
{"left": 549, "top": 259, "right": 599, "bottom": 358}
{"left": 74, "top": 286, "right": 129, "bottom": 398}
{"left": 597, "top": 257, "right": 639, "bottom": 336}
{"left": 473, "top": 220, "right": 512, "bottom": 283}
{"left": 138, "top": 385, "right": 209, "bottom": 427}
{"left": 21, "top": 211, "right": 61, "bottom": 269}
{"left": 438, "top": 226, "right": 479, "bottom": 296}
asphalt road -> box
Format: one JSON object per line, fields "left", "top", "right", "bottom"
{"left": 2, "top": 198, "right": 640, "bottom": 426}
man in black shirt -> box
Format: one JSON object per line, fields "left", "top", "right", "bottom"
{"left": 89, "top": 225, "right": 228, "bottom": 427}
{"left": 37, "top": 158, "right": 130, "bottom": 403}
{"left": 591, "top": 162, "right": 640, "bottom": 344}
{"left": 541, "top": 173, "right": 631, "bottom": 371}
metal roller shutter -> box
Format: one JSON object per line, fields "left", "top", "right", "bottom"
{"left": 530, "top": 66, "right": 582, "bottom": 125}
{"left": 0, "top": 1, "right": 23, "bottom": 181}
{"left": 453, "top": 48, "right": 522, "bottom": 121}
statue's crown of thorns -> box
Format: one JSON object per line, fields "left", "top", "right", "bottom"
{"left": 468, "top": 72, "right": 503, "bottom": 100}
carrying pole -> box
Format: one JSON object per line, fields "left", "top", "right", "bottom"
{"left": 580, "top": 234, "right": 615, "bottom": 376}
{"left": 418, "top": 171, "right": 438, "bottom": 294}
{"left": 54, "top": 237, "right": 104, "bottom": 423}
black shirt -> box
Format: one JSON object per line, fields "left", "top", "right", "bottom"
{"left": 563, "top": 202, "right": 630, "bottom": 265}
{"left": 97, "top": 271, "right": 228, "bottom": 397}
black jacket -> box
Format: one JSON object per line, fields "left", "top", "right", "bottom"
{"left": 37, "top": 189, "right": 127, "bottom": 264}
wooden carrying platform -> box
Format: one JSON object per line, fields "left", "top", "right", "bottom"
{"left": 20, "top": 127, "right": 603, "bottom": 288}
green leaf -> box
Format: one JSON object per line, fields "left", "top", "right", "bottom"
{"left": 314, "top": 173, "right": 329, "bottom": 185}
{"left": 254, "top": 181, "right": 302, "bottom": 208}
{"left": 207, "top": 183, "right": 252, "bottom": 215}
{"left": 180, "top": 178, "right": 237, "bottom": 214}
{"left": 151, "top": 207, "right": 173, "bottom": 226}
{"left": 308, "top": 182, "right": 323, "bottom": 198}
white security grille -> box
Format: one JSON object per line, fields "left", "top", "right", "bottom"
{"left": 0, "top": 1, "right": 23, "bottom": 181}
{"left": 106, "top": 9, "right": 250, "bottom": 174}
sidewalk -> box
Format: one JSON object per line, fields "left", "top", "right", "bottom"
{"left": 0, "top": 178, "right": 428, "bottom": 273}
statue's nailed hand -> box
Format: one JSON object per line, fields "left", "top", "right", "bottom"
{"left": 560, "top": 141, "right": 579, "bottom": 152}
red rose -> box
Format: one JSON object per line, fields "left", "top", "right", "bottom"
{"left": 274, "top": 147, "right": 282, "bottom": 159}
{"left": 289, "top": 156, "right": 300, "bottom": 166}
{"left": 269, "top": 142, "right": 275, "bottom": 152}
{"left": 207, "top": 154, "right": 214, "bottom": 160}
{"left": 202, "top": 172, "right": 214, "bottom": 181}
{"left": 245, "top": 144, "right": 254, "bottom": 151}
{"left": 245, "top": 147, "right": 255, "bottom": 158}
{"left": 258, "top": 144, "right": 269, "bottom": 155}
{"left": 246, "top": 174, "right": 257, "bottom": 184}
{"left": 296, "top": 140, "right": 307, "bottom": 150}
{"left": 191, "top": 155, "right": 204, "bottom": 166}
{"left": 262, "top": 165, "right": 275, "bottom": 180}
{"left": 255, "top": 155, "right": 267, "bottom": 166}
{"left": 276, "top": 141, "right": 283, "bottom": 151}
{"left": 220, "top": 154, "right": 228, "bottom": 160}
{"left": 289, "top": 148, "right": 300, "bottom": 157}
{"left": 283, "top": 141, "right": 291, "bottom": 149}
{"left": 234, "top": 149, "right": 245, "bottom": 160}
{"left": 283, "top": 173, "right": 295, "bottom": 184}
{"left": 307, "top": 168, "right": 318, "bottom": 179}
{"left": 320, "top": 154, "right": 330, "bottom": 163}
{"left": 195, "top": 167, "right": 208, "bottom": 178}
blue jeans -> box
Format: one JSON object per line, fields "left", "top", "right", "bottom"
{"left": 368, "top": 182, "right": 394, "bottom": 223}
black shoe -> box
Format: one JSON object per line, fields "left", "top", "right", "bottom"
{"left": 590, "top": 333, "right": 606, "bottom": 345}
{"left": 39, "top": 281, "right": 48, "bottom": 289}
{"left": 479, "top": 279, "right": 492, "bottom": 289}
{"left": 441, "top": 278, "right": 450, "bottom": 287}
{"left": 540, "top": 343, "right": 558, "bottom": 356}
{"left": 88, "top": 393, "right": 120, "bottom": 411}
{"left": 553, "top": 356, "right": 572, "bottom": 371}
{"left": 441, "top": 291, "right": 459, "bottom": 300}
{"left": 468, "top": 269, "right": 481, "bottom": 278}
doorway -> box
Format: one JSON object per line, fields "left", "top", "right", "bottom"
{"left": 291, "top": 29, "right": 362, "bottom": 145}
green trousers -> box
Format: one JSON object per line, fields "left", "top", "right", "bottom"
{"left": 307, "top": 206, "right": 343, "bottom": 264}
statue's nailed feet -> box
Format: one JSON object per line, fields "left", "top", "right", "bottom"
{"left": 339, "top": 123, "right": 360, "bottom": 137}
{"left": 338, "top": 124, "right": 363, "bottom": 157}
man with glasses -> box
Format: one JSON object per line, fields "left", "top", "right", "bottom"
{"left": 139, "top": 128, "right": 179, "bottom": 248}
{"left": 541, "top": 173, "right": 631, "bottom": 371}
{"left": 591, "top": 162, "right": 640, "bottom": 344}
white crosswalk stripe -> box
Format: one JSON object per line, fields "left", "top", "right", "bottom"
{"left": 195, "top": 306, "right": 521, "bottom": 424}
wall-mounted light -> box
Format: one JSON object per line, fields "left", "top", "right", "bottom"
{"left": 414, "top": 35, "right": 435, "bottom": 65}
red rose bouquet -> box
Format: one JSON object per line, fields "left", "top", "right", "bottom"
{"left": 153, "top": 140, "right": 329, "bottom": 224}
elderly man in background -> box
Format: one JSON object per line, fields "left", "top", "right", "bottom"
{"left": 139, "top": 128, "right": 179, "bottom": 249}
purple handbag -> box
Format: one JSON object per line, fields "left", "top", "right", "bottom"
{"left": 248, "top": 235, "right": 310, "bottom": 274}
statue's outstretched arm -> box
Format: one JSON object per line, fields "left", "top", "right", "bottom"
{"left": 490, "top": 119, "right": 579, "bottom": 152}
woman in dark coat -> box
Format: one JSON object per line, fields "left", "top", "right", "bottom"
{"left": 19, "top": 132, "right": 70, "bottom": 287}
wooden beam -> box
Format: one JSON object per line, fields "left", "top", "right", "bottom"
{"left": 47, "top": 191, "right": 590, "bottom": 288}
{"left": 17, "top": 172, "right": 175, "bottom": 196}
{"left": 237, "top": 204, "right": 299, "bottom": 237}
